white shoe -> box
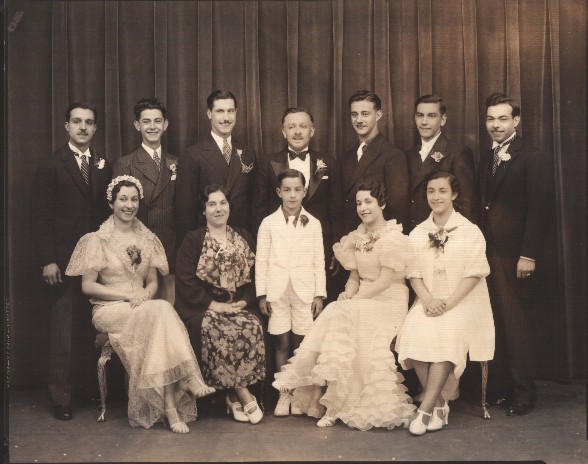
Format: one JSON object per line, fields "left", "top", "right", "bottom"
{"left": 427, "top": 401, "right": 450, "bottom": 431}
{"left": 409, "top": 409, "right": 432, "bottom": 436}
{"left": 225, "top": 395, "right": 249, "bottom": 423}
{"left": 317, "top": 413, "right": 336, "bottom": 427}
{"left": 274, "top": 392, "right": 291, "bottom": 417}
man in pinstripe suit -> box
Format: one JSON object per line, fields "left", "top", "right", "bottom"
{"left": 114, "top": 98, "right": 179, "bottom": 303}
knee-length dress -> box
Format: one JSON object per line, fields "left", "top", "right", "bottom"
{"left": 66, "top": 216, "right": 204, "bottom": 429}
{"left": 273, "top": 220, "right": 416, "bottom": 431}
{"left": 175, "top": 226, "right": 265, "bottom": 390}
{"left": 396, "top": 211, "right": 495, "bottom": 378}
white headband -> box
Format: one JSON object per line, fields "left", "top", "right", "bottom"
{"left": 106, "top": 175, "right": 145, "bottom": 201}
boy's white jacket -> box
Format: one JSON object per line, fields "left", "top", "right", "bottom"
{"left": 255, "top": 206, "right": 326, "bottom": 304}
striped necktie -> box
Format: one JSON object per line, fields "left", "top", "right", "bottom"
{"left": 222, "top": 138, "right": 231, "bottom": 164}
{"left": 80, "top": 154, "right": 89, "bottom": 184}
{"left": 153, "top": 149, "right": 161, "bottom": 170}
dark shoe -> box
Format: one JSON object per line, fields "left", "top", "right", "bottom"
{"left": 506, "top": 403, "right": 534, "bottom": 416}
{"left": 53, "top": 405, "right": 73, "bottom": 421}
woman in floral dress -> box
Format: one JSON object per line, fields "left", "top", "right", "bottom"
{"left": 272, "top": 180, "right": 415, "bottom": 430}
{"left": 66, "top": 176, "right": 215, "bottom": 434}
{"left": 175, "top": 184, "right": 266, "bottom": 424}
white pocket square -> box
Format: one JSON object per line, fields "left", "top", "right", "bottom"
{"left": 322, "top": 175, "right": 329, "bottom": 179}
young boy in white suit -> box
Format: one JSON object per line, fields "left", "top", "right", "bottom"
{"left": 256, "top": 169, "right": 326, "bottom": 416}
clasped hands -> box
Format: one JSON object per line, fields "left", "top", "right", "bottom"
{"left": 127, "top": 289, "right": 150, "bottom": 308}
{"left": 423, "top": 298, "right": 448, "bottom": 317}
{"left": 210, "top": 300, "right": 246, "bottom": 314}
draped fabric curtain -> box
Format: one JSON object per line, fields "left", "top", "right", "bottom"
{"left": 6, "top": 0, "right": 585, "bottom": 385}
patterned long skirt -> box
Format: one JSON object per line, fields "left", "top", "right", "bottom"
{"left": 201, "top": 309, "right": 266, "bottom": 389}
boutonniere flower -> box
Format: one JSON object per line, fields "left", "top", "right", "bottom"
{"left": 126, "top": 245, "right": 142, "bottom": 269}
{"left": 315, "top": 159, "right": 328, "bottom": 174}
{"left": 354, "top": 232, "right": 380, "bottom": 253}
{"left": 498, "top": 152, "right": 511, "bottom": 162}
{"left": 95, "top": 158, "right": 106, "bottom": 169}
{"left": 169, "top": 163, "right": 177, "bottom": 180}
{"left": 428, "top": 226, "right": 457, "bottom": 254}
{"left": 236, "top": 149, "right": 253, "bottom": 173}
{"left": 300, "top": 215, "right": 309, "bottom": 227}
{"left": 430, "top": 152, "right": 444, "bottom": 163}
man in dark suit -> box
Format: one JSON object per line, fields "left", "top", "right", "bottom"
{"left": 176, "top": 90, "right": 256, "bottom": 244}
{"left": 405, "top": 94, "right": 478, "bottom": 232}
{"left": 479, "top": 93, "right": 551, "bottom": 416}
{"left": 251, "top": 107, "right": 344, "bottom": 280}
{"left": 32, "top": 103, "right": 112, "bottom": 420}
{"left": 340, "top": 90, "right": 409, "bottom": 234}
{"left": 114, "top": 98, "right": 178, "bottom": 303}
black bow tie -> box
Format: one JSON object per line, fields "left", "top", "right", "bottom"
{"left": 288, "top": 150, "right": 308, "bottom": 161}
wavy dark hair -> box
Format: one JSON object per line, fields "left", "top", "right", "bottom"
{"left": 199, "top": 184, "right": 233, "bottom": 212}
{"left": 355, "top": 179, "right": 387, "bottom": 207}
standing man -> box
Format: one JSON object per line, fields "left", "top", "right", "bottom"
{"left": 252, "top": 107, "right": 344, "bottom": 290}
{"left": 32, "top": 103, "right": 112, "bottom": 420}
{"left": 176, "top": 90, "right": 256, "bottom": 244}
{"left": 340, "top": 90, "right": 409, "bottom": 234}
{"left": 114, "top": 98, "right": 178, "bottom": 303}
{"left": 405, "top": 94, "right": 478, "bottom": 232}
{"left": 480, "top": 93, "right": 551, "bottom": 416}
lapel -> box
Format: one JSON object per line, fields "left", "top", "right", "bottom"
{"left": 346, "top": 133, "right": 384, "bottom": 195}
{"left": 489, "top": 134, "right": 523, "bottom": 199}
{"left": 225, "top": 144, "right": 244, "bottom": 192}
{"left": 270, "top": 150, "right": 289, "bottom": 178}
{"left": 135, "top": 147, "right": 161, "bottom": 191}
{"left": 61, "top": 146, "right": 89, "bottom": 197}
{"left": 152, "top": 151, "right": 173, "bottom": 201}
{"left": 272, "top": 209, "right": 292, "bottom": 245}
{"left": 200, "top": 133, "right": 230, "bottom": 180}
{"left": 89, "top": 148, "right": 103, "bottom": 202}
{"left": 406, "top": 145, "right": 422, "bottom": 179}
{"left": 411, "top": 133, "right": 449, "bottom": 193}
{"left": 306, "top": 149, "right": 325, "bottom": 201}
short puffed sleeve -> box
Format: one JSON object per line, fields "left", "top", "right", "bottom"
{"left": 461, "top": 225, "right": 490, "bottom": 278}
{"left": 65, "top": 233, "right": 107, "bottom": 276}
{"left": 148, "top": 235, "right": 169, "bottom": 276}
{"left": 333, "top": 233, "right": 358, "bottom": 270}
{"left": 377, "top": 231, "right": 409, "bottom": 274}
{"left": 406, "top": 230, "right": 425, "bottom": 279}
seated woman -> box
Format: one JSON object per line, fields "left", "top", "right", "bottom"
{"left": 396, "top": 170, "right": 495, "bottom": 436}
{"left": 175, "top": 184, "right": 266, "bottom": 424}
{"left": 272, "top": 180, "right": 416, "bottom": 431}
{"left": 65, "top": 176, "right": 215, "bottom": 434}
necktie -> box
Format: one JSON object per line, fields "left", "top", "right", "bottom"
{"left": 222, "top": 138, "right": 231, "bottom": 164}
{"left": 153, "top": 149, "right": 161, "bottom": 170}
{"left": 491, "top": 141, "right": 510, "bottom": 175}
{"left": 288, "top": 150, "right": 308, "bottom": 161}
{"left": 287, "top": 215, "right": 297, "bottom": 227}
{"left": 80, "top": 154, "right": 89, "bottom": 184}
{"left": 357, "top": 142, "right": 367, "bottom": 161}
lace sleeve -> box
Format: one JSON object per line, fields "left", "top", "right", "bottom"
{"left": 148, "top": 235, "right": 169, "bottom": 276}
{"left": 65, "top": 233, "right": 107, "bottom": 276}
{"left": 378, "top": 231, "right": 409, "bottom": 274}
{"left": 333, "top": 233, "right": 358, "bottom": 270}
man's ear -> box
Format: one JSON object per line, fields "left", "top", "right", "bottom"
{"left": 133, "top": 120, "right": 141, "bottom": 132}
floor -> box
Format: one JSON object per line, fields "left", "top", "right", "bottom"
{"left": 7, "top": 380, "right": 587, "bottom": 463}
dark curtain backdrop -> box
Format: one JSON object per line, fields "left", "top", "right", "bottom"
{"left": 5, "top": 0, "right": 586, "bottom": 385}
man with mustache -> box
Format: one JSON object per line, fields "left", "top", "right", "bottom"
{"left": 340, "top": 90, "right": 409, "bottom": 234}
{"left": 32, "top": 103, "right": 112, "bottom": 420}
{"left": 176, "top": 90, "right": 256, "bottom": 243}
{"left": 114, "top": 98, "right": 178, "bottom": 303}
{"left": 479, "top": 92, "right": 552, "bottom": 416}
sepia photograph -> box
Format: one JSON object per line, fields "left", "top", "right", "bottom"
{"left": 3, "top": 0, "right": 586, "bottom": 462}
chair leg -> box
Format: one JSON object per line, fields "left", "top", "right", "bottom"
{"left": 480, "top": 361, "right": 491, "bottom": 420}
{"left": 97, "top": 345, "right": 114, "bottom": 422}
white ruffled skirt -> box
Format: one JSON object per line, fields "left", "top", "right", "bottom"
{"left": 273, "top": 292, "right": 415, "bottom": 431}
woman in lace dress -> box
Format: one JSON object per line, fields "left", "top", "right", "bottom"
{"left": 273, "top": 180, "right": 415, "bottom": 430}
{"left": 396, "top": 170, "right": 495, "bottom": 436}
{"left": 175, "top": 184, "right": 266, "bottom": 424}
{"left": 66, "top": 176, "right": 214, "bottom": 433}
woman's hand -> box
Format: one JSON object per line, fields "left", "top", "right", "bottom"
{"left": 337, "top": 290, "right": 354, "bottom": 301}
{"left": 230, "top": 300, "right": 247, "bottom": 311}
{"left": 424, "top": 298, "right": 447, "bottom": 317}
{"left": 128, "top": 289, "right": 149, "bottom": 309}
{"left": 209, "top": 300, "right": 239, "bottom": 314}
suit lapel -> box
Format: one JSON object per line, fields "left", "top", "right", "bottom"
{"left": 62, "top": 147, "right": 89, "bottom": 196}
{"left": 306, "top": 150, "right": 324, "bottom": 200}
{"left": 135, "top": 148, "right": 161, "bottom": 202}
{"left": 411, "top": 133, "right": 449, "bottom": 192}
{"left": 225, "top": 144, "right": 244, "bottom": 192}
{"left": 347, "top": 134, "right": 383, "bottom": 194}
{"left": 406, "top": 146, "right": 422, "bottom": 178}
{"left": 489, "top": 135, "right": 523, "bottom": 199}
{"left": 270, "top": 150, "right": 289, "bottom": 178}
{"left": 152, "top": 151, "right": 173, "bottom": 200}
{"left": 201, "top": 134, "right": 230, "bottom": 180}
{"left": 89, "top": 149, "right": 102, "bottom": 202}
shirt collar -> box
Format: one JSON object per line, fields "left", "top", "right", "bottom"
{"left": 287, "top": 145, "right": 310, "bottom": 154}
{"left": 281, "top": 205, "right": 302, "bottom": 223}
{"left": 420, "top": 130, "right": 442, "bottom": 150}
{"left": 68, "top": 141, "right": 91, "bottom": 158}
{"left": 142, "top": 142, "right": 161, "bottom": 158}
{"left": 211, "top": 131, "right": 231, "bottom": 147}
{"left": 492, "top": 132, "right": 516, "bottom": 149}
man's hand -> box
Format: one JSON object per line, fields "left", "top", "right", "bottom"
{"left": 311, "top": 297, "right": 324, "bottom": 318}
{"left": 328, "top": 256, "right": 341, "bottom": 276}
{"left": 258, "top": 296, "right": 272, "bottom": 317}
{"left": 42, "top": 263, "right": 62, "bottom": 286}
{"left": 516, "top": 258, "right": 536, "bottom": 280}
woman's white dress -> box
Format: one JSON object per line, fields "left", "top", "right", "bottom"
{"left": 396, "top": 211, "right": 495, "bottom": 378}
{"left": 273, "top": 220, "right": 416, "bottom": 431}
{"left": 66, "top": 217, "right": 204, "bottom": 429}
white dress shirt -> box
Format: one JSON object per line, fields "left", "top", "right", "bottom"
{"left": 288, "top": 146, "right": 311, "bottom": 188}
{"left": 68, "top": 141, "right": 91, "bottom": 169}
{"left": 211, "top": 131, "right": 232, "bottom": 153}
{"left": 419, "top": 131, "right": 442, "bottom": 162}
